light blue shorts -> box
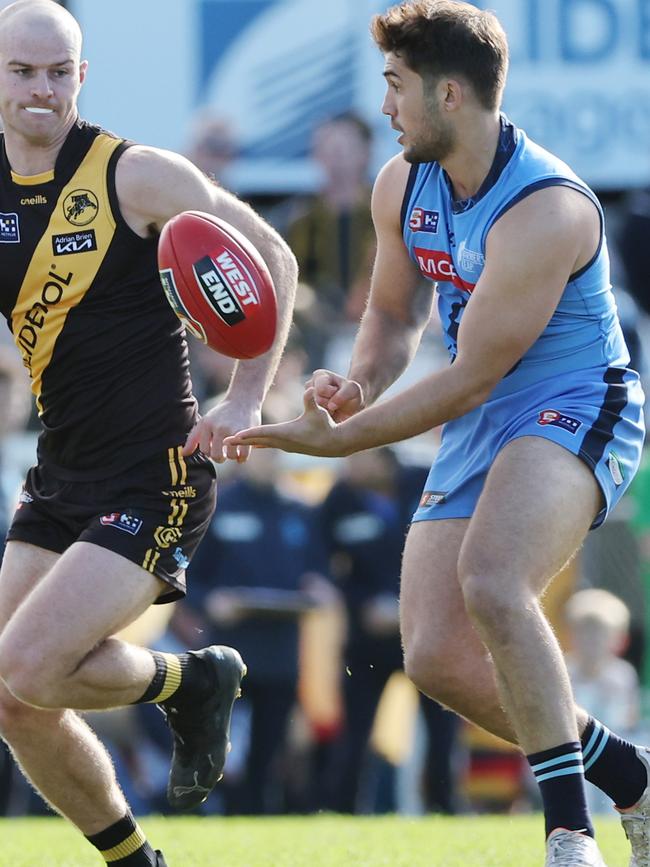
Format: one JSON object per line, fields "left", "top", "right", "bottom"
{"left": 412, "top": 366, "right": 645, "bottom": 529}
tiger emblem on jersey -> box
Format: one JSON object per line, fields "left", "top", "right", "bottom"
{"left": 63, "top": 189, "right": 99, "bottom": 226}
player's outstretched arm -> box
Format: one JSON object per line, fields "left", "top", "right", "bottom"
{"left": 225, "top": 184, "right": 599, "bottom": 457}
{"left": 294, "top": 155, "right": 434, "bottom": 426}
{"left": 344, "top": 155, "right": 435, "bottom": 407}
{"left": 115, "top": 145, "right": 298, "bottom": 461}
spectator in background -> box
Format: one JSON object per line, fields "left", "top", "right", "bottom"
{"left": 185, "top": 111, "right": 238, "bottom": 186}
{"left": 178, "top": 447, "right": 331, "bottom": 815}
{"left": 318, "top": 447, "right": 460, "bottom": 814}
{"left": 285, "top": 112, "right": 376, "bottom": 367}
{"left": 564, "top": 588, "right": 640, "bottom": 814}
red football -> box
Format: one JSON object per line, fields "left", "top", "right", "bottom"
{"left": 157, "top": 210, "right": 277, "bottom": 359}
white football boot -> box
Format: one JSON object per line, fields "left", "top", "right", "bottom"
{"left": 618, "top": 747, "right": 650, "bottom": 867}
{"left": 545, "top": 829, "right": 607, "bottom": 866}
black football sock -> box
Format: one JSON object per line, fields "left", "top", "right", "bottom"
{"left": 581, "top": 716, "right": 648, "bottom": 809}
{"left": 86, "top": 812, "right": 157, "bottom": 865}
{"left": 527, "top": 741, "right": 594, "bottom": 838}
{"left": 133, "top": 650, "right": 212, "bottom": 707}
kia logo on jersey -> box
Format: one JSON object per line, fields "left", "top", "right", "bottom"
{"left": 409, "top": 207, "right": 439, "bottom": 234}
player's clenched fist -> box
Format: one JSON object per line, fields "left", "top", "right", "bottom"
{"left": 306, "top": 369, "right": 365, "bottom": 422}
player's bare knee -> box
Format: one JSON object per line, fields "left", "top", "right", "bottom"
{"left": 459, "top": 569, "right": 525, "bottom": 636}
{"left": 0, "top": 681, "right": 52, "bottom": 739}
{"left": 0, "top": 645, "right": 64, "bottom": 708}
{"left": 1, "top": 668, "right": 49, "bottom": 708}
{"left": 403, "top": 638, "right": 464, "bottom": 705}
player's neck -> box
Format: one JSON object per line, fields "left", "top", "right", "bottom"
{"left": 3, "top": 115, "right": 77, "bottom": 177}
{"left": 440, "top": 112, "right": 501, "bottom": 202}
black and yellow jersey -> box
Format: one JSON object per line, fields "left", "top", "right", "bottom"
{"left": 0, "top": 118, "right": 197, "bottom": 479}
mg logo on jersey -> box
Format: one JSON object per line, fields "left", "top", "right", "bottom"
{"left": 413, "top": 247, "right": 476, "bottom": 293}
{"left": 409, "top": 208, "right": 439, "bottom": 234}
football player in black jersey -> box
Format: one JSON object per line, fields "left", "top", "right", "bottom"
{"left": 0, "top": 2, "right": 298, "bottom": 865}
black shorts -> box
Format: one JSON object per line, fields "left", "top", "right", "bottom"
{"left": 7, "top": 446, "right": 217, "bottom": 603}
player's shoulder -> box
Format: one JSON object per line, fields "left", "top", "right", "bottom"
{"left": 372, "top": 154, "right": 412, "bottom": 225}
{"left": 117, "top": 144, "right": 194, "bottom": 181}
{"left": 115, "top": 144, "right": 204, "bottom": 208}
{"left": 374, "top": 152, "right": 412, "bottom": 191}
{"left": 489, "top": 182, "right": 598, "bottom": 247}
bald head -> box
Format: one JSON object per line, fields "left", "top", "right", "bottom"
{"left": 0, "top": 1, "right": 82, "bottom": 60}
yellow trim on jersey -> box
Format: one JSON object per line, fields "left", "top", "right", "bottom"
{"left": 100, "top": 826, "right": 147, "bottom": 861}
{"left": 11, "top": 134, "right": 121, "bottom": 411}
{"left": 11, "top": 168, "right": 55, "bottom": 186}
{"left": 152, "top": 653, "right": 183, "bottom": 703}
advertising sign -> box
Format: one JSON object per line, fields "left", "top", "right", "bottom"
{"left": 74, "top": 0, "right": 650, "bottom": 190}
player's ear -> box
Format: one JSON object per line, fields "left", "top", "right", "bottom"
{"left": 438, "top": 78, "right": 463, "bottom": 111}
{"left": 79, "top": 59, "right": 88, "bottom": 86}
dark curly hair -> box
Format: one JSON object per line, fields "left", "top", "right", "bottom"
{"left": 371, "top": 0, "right": 509, "bottom": 111}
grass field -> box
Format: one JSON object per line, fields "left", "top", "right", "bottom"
{"left": 0, "top": 814, "right": 633, "bottom": 866}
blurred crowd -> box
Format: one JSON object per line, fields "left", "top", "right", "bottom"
{"left": 2, "top": 108, "right": 650, "bottom": 819}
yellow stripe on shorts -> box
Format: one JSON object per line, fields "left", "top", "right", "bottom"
{"left": 142, "top": 549, "right": 160, "bottom": 573}
{"left": 167, "top": 498, "right": 188, "bottom": 527}
{"left": 101, "top": 826, "right": 147, "bottom": 862}
{"left": 167, "top": 446, "right": 179, "bottom": 486}
{"left": 177, "top": 446, "right": 188, "bottom": 484}
{"left": 167, "top": 498, "right": 179, "bottom": 525}
{"left": 175, "top": 500, "right": 188, "bottom": 526}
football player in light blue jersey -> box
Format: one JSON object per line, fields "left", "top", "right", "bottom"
{"left": 227, "top": 2, "right": 647, "bottom": 865}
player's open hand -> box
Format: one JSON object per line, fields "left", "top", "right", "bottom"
{"left": 183, "top": 398, "right": 261, "bottom": 462}
{"left": 306, "top": 369, "right": 364, "bottom": 422}
{"left": 224, "top": 388, "right": 349, "bottom": 457}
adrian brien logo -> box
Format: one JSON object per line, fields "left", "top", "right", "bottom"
{"left": 63, "top": 189, "right": 99, "bottom": 226}
{"left": 52, "top": 230, "right": 97, "bottom": 256}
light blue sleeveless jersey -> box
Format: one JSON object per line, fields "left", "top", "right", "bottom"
{"left": 406, "top": 117, "right": 645, "bottom": 527}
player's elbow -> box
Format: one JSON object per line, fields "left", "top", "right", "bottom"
{"left": 259, "top": 230, "right": 298, "bottom": 294}
{"left": 284, "top": 245, "right": 299, "bottom": 292}
{"left": 453, "top": 376, "right": 494, "bottom": 417}
{"left": 450, "top": 358, "right": 510, "bottom": 415}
